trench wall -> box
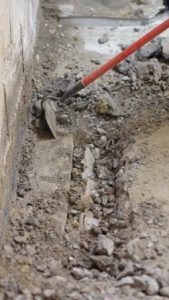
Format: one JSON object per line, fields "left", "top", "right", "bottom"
{"left": 0, "top": 0, "right": 39, "bottom": 242}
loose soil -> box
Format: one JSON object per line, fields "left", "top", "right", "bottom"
{"left": 1, "top": 1, "right": 169, "bottom": 299}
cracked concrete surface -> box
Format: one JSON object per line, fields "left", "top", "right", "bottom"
{"left": 0, "top": 0, "right": 169, "bottom": 299}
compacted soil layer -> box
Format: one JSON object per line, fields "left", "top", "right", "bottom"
{"left": 1, "top": 1, "right": 169, "bottom": 299}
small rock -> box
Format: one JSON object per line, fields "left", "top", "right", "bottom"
{"left": 155, "top": 244, "right": 166, "bottom": 256}
{"left": 79, "top": 212, "right": 99, "bottom": 231}
{"left": 116, "top": 276, "right": 134, "bottom": 287}
{"left": 135, "top": 58, "right": 161, "bottom": 83}
{"left": 95, "top": 235, "right": 114, "bottom": 256}
{"left": 72, "top": 99, "right": 88, "bottom": 111}
{"left": 91, "top": 225, "right": 102, "bottom": 236}
{"left": 98, "top": 34, "right": 109, "bottom": 44}
{"left": 79, "top": 191, "right": 93, "bottom": 212}
{"left": 136, "top": 292, "right": 146, "bottom": 298}
{"left": 69, "top": 291, "right": 82, "bottom": 300}
{"left": 101, "top": 135, "right": 107, "bottom": 143}
{"left": 115, "top": 60, "right": 132, "bottom": 75}
{"left": 90, "top": 255, "right": 112, "bottom": 271}
{"left": 96, "top": 165, "right": 111, "bottom": 180}
{"left": 4, "top": 244, "right": 13, "bottom": 254}
{"left": 122, "top": 76, "right": 130, "bottom": 82}
{"left": 49, "top": 29, "right": 56, "bottom": 35}
{"left": 71, "top": 268, "right": 93, "bottom": 280}
{"left": 34, "top": 297, "right": 43, "bottom": 300}
{"left": 80, "top": 241, "right": 89, "bottom": 250}
{"left": 91, "top": 58, "right": 100, "bottom": 65}
{"left": 47, "top": 276, "right": 66, "bottom": 286}
{"left": 14, "top": 234, "right": 29, "bottom": 244}
{"left": 17, "top": 187, "right": 26, "bottom": 198}
{"left": 36, "top": 264, "right": 46, "bottom": 272}
{"left": 146, "top": 278, "right": 159, "bottom": 296}
{"left": 77, "top": 89, "right": 90, "bottom": 97}
{"left": 112, "top": 159, "right": 119, "bottom": 169}
{"left": 25, "top": 216, "right": 38, "bottom": 226}
{"left": 32, "top": 288, "right": 42, "bottom": 295}
{"left": 93, "top": 207, "right": 102, "bottom": 218}
{"left": 92, "top": 269, "right": 100, "bottom": 278}
{"left": 48, "top": 259, "right": 62, "bottom": 276}
{"left": 136, "top": 39, "right": 161, "bottom": 60}
{"left": 22, "top": 289, "right": 32, "bottom": 300}
{"left": 82, "top": 147, "right": 95, "bottom": 180}
{"left": 96, "top": 94, "right": 124, "bottom": 117}
{"left": 75, "top": 72, "right": 83, "bottom": 80}
{"left": 126, "top": 238, "right": 145, "bottom": 262}
{"left": 101, "top": 195, "right": 109, "bottom": 206}
{"left": 43, "top": 289, "right": 56, "bottom": 299}
{"left": 13, "top": 295, "right": 25, "bottom": 300}
{"left": 26, "top": 245, "right": 36, "bottom": 256}
{"left": 134, "top": 275, "right": 159, "bottom": 296}
{"left": 161, "top": 38, "right": 169, "bottom": 60}
{"left": 96, "top": 127, "right": 106, "bottom": 135}
{"left": 117, "top": 261, "right": 134, "bottom": 279}
{"left": 57, "top": 113, "right": 70, "bottom": 125}
{"left": 101, "top": 226, "right": 108, "bottom": 234}
{"left": 160, "top": 286, "right": 169, "bottom": 297}
{"left": 93, "top": 148, "right": 100, "bottom": 160}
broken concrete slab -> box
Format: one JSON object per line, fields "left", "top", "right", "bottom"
{"left": 33, "top": 137, "right": 73, "bottom": 193}
{"left": 30, "top": 136, "right": 73, "bottom": 235}
{"left": 82, "top": 147, "right": 95, "bottom": 180}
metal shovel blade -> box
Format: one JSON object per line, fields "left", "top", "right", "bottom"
{"left": 43, "top": 100, "right": 58, "bottom": 139}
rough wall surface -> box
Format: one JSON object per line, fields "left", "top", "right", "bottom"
{"left": 0, "top": 0, "right": 39, "bottom": 241}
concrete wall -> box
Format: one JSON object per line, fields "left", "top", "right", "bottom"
{"left": 0, "top": 0, "right": 39, "bottom": 241}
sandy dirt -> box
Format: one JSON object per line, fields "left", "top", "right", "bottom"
{"left": 0, "top": 0, "right": 169, "bottom": 299}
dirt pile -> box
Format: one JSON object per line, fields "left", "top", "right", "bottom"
{"left": 0, "top": 1, "right": 169, "bottom": 299}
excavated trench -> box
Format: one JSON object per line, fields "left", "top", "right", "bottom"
{"left": 1, "top": 1, "right": 169, "bottom": 300}
{"left": 58, "top": 11, "right": 169, "bottom": 27}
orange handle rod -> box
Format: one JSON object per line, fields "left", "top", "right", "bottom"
{"left": 82, "top": 18, "right": 169, "bottom": 87}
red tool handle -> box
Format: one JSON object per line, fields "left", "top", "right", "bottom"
{"left": 82, "top": 18, "right": 169, "bottom": 87}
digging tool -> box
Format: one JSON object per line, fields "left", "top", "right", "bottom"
{"left": 44, "top": 17, "right": 169, "bottom": 138}
{"left": 61, "top": 18, "right": 169, "bottom": 101}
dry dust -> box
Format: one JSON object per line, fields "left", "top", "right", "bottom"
{"left": 0, "top": 1, "right": 169, "bottom": 300}
{"left": 129, "top": 124, "right": 169, "bottom": 208}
